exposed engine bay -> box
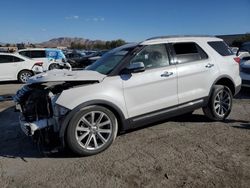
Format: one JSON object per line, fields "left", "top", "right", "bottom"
{"left": 14, "top": 80, "right": 98, "bottom": 144}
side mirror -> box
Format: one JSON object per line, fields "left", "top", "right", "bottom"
{"left": 122, "top": 62, "right": 145, "bottom": 74}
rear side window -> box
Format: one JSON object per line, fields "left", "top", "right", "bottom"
{"left": 172, "top": 42, "right": 208, "bottom": 64}
{"left": 0, "top": 55, "right": 14, "bottom": 63}
{"left": 208, "top": 41, "right": 234, "bottom": 56}
{"left": 13, "top": 56, "right": 24, "bottom": 62}
{"left": 30, "top": 50, "right": 46, "bottom": 58}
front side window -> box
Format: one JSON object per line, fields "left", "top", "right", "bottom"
{"left": 0, "top": 55, "right": 14, "bottom": 63}
{"left": 172, "top": 42, "right": 208, "bottom": 64}
{"left": 130, "top": 44, "right": 169, "bottom": 69}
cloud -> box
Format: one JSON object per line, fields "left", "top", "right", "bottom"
{"left": 41, "top": 28, "right": 47, "bottom": 32}
{"left": 85, "top": 17, "right": 105, "bottom": 22}
{"left": 65, "top": 16, "right": 105, "bottom": 22}
{"left": 65, "top": 15, "right": 80, "bottom": 20}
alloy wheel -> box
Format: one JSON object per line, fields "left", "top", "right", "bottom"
{"left": 75, "top": 111, "right": 113, "bottom": 150}
{"left": 20, "top": 72, "right": 32, "bottom": 83}
{"left": 213, "top": 89, "right": 231, "bottom": 117}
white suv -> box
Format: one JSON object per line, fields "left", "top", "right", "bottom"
{"left": 15, "top": 36, "right": 241, "bottom": 156}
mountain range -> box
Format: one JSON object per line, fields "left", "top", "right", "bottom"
{"left": 37, "top": 37, "right": 106, "bottom": 48}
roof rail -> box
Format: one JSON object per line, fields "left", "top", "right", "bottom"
{"left": 146, "top": 35, "right": 215, "bottom": 41}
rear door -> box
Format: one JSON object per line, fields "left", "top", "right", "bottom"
{"left": 171, "top": 42, "right": 219, "bottom": 104}
{"left": 123, "top": 44, "right": 178, "bottom": 118}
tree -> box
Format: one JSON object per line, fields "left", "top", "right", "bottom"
{"left": 105, "top": 39, "right": 126, "bottom": 49}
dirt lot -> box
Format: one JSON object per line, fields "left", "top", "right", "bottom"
{"left": 0, "top": 82, "right": 250, "bottom": 188}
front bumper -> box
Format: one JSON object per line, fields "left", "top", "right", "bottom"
{"left": 20, "top": 117, "right": 55, "bottom": 136}
{"left": 32, "top": 65, "right": 44, "bottom": 73}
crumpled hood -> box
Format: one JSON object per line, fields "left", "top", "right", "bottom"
{"left": 27, "top": 69, "right": 106, "bottom": 84}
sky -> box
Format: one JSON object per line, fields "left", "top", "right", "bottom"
{"left": 0, "top": 0, "right": 250, "bottom": 43}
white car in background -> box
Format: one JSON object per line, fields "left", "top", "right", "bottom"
{"left": 0, "top": 53, "right": 43, "bottom": 83}
{"left": 18, "top": 48, "right": 71, "bottom": 71}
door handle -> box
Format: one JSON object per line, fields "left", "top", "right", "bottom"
{"left": 161, "top": 71, "right": 173, "bottom": 77}
{"left": 205, "top": 63, "right": 214, "bottom": 68}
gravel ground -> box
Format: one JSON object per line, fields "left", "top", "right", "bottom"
{"left": 0, "top": 82, "right": 250, "bottom": 188}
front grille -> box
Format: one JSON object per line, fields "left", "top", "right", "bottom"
{"left": 241, "top": 67, "right": 250, "bottom": 74}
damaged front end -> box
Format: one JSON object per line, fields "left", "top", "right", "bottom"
{"left": 14, "top": 70, "right": 106, "bottom": 147}
{"left": 14, "top": 80, "right": 97, "bottom": 146}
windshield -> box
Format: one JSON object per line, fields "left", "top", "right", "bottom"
{"left": 86, "top": 43, "right": 137, "bottom": 75}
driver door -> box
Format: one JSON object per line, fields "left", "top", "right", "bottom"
{"left": 122, "top": 44, "right": 178, "bottom": 118}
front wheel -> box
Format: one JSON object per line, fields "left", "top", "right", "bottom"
{"left": 203, "top": 85, "right": 233, "bottom": 121}
{"left": 66, "top": 106, "right": 118, "bottom": 156}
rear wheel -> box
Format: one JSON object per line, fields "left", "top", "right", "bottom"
{"left": 18, "top": 70, "right": 33, "bottom": 83}
{"left": 66, "top": 106, "right": 118, "bottom": 156}
{"left": 203, "top": 85, "right": 232, "bottom": 121}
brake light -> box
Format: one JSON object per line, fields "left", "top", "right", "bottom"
{"left": 233, "top": 57, "right": 241, "bottom": 64}
{"left": 34, "top": 62, "right": 43, "bottom": 66}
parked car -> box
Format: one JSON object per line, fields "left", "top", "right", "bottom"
{"left": 18, "top": 48, "right": 71, "bottom": 71}
{"left": 0, "top": 53, "right": 43, "bottom": 83}
{"left": 65, "top": 50, "right": 86, "bottom": 68}
{"left": 15, "top": 36, "right": 241, "bottom": 156}
{"left": 236, "top": 42, "right": 250, "bottom": 87}
{"left": 69, "top": 50, "right": 108, "bottom": 69}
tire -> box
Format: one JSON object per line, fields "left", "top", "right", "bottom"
{"left": 48, "top": 63, "right": 60, "bottom": 70}
{"left": 18, "top": 70, "right": 33, "bottom": 83}
{"left": 66, "top": 105, "right": 118, "bottom": 156}
{"left": 203, "top": 85, "right": 233, "bottom": 121}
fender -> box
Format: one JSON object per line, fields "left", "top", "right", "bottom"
{"left": 207, "top": 74, "right": 236, "bottom": 104}
{"left": 59, "top": 99, "right": 127, "bottom": 141}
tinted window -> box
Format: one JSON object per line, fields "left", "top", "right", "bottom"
{"left": 30, "top": 50, "right": 46, "bottom": 58}
{"left": 131, "top": 44, "right": 169, "bottom": 69}
{"left": 208, "top": 41, "right": 234, "bottom": 56}
{"left": 172, "top": 42, "right": 208, "bottom": 64}
{"left": 13, "top": 56, "right": 24, "bottom": 62}
{"left": 174, "top": 43, "right": 198, "bottom": 54}
{"left": 19, "top": 51, "right": 31, "bottom": 58}
{"left": 0, "top": 55, "right": 14, "bottom": 63}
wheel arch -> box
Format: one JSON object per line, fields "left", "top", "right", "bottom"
{"left": 59, "top": 100, "right": 127, "bottom": 146}
{"left": 213, "top": 75, "right": 236, "bottom": 95}
{"left": 17, "top": 69, "right": 34, "bottom": 80}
